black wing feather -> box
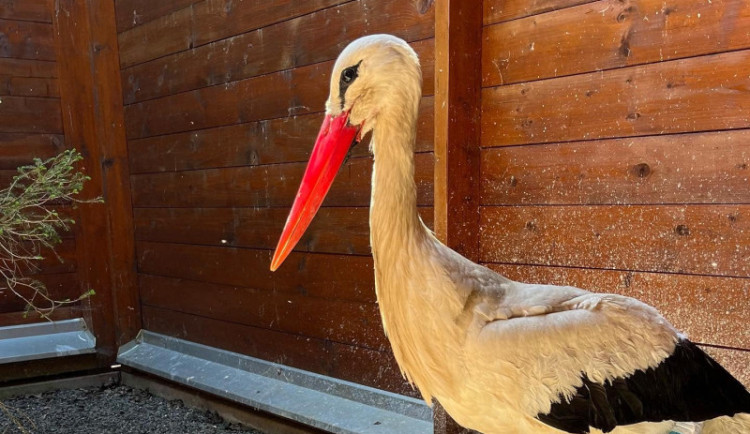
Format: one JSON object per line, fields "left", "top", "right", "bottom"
{"left": 537, "top": 340, "right": 750, "bottom": 433}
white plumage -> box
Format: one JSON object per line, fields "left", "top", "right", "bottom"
{"left": 272, "top": 34, "right": 750, "bottom": 434}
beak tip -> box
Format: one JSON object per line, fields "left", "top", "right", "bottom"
{"left": 269, "top": 256, "right": 281, "bottom": 272}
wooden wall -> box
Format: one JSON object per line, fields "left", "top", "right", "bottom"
{"left": 115, "top": 0, "right": 435, "bottom": 395}
{"left": 0, "top": 0, "right": 82, "bottom": 326}
{"left": 480, "top": 0, "right": 750, "bottom": 386}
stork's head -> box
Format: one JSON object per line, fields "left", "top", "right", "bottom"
{"left": 270, "top": 34, "right": 422, "bottom": 271}
{"left": 326, "top": 34, "right": 422, "bottom": 138}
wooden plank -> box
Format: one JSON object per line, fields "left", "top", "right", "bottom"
{"left": 35, "top": 238, "right": 78, "bottom": 274}
{"left": 0, "top": 133, "right": 65, "bottom": 169}
{"left": 0, "top": 58, "right": 57, "bottom": 77}
{"left": 0, "top": 19, "right": 55, "bottom": 60}
{"left": 0, "top": 0, "right": 51, "bottom": 23}
{"left": 483, "top": 0, "right": 750, "bottom": 87}
{"left": 142, "top": 304, "right": 334, "bottom": 377}
{"left": 0, "top": 272, "right": 79, "bottom": 313}
{"left": 117, "top": 0, "right": 350, "bottom": 68}
{"left": 139, "top": 274, "right": 388, "bottom": 350}
{"left": 0, "top": 168, "right": 15, "bottom": 185}
{"left": 131, "top": 153, "right": 434, "bottom": 208}
{"left": 142, "top": 305, "right": 407, "bottom": 393}
{"left": 0, "top": 96, "right": 62, "bottom": 133}
{"left": 480, "top": 130, "right": 750, "bottom": 205}
{"left": 0, "top": 305, "right": 80, "bottom": 327}
{"left": 114, "top": 0, "right": 199, "bottom": 33}
{"left": 136, "top": 241, "right": 376, "bottom": 303}
{"left": 121, "top": 13, "right": 434, "bottom": 105}
{"left": 480, "top": 205, "right": 750, "bottom": 277}
{"left": 484, "top": 0, "right": 596, "bottom": 25}
{"left": 133, "top": 207, "right": 433, "bottom": 256}
{"left": 128, "top": 96, "right": 434, "bottom": 174}
{"left": 330, "top": 342, "right": 416, "bottom": 397}
{"left": 481, "top": 50, "right": 750, "bottom": 147}
{"left": 487, "top": 264, "right": 750, "bottom": 351}
{"left": 702, "top": 347, "right": 750, "bottom": 389}
{"left": 121, "top": 41, "right": 433, "bottom": 133}
{"left": 434, "top": 0, "right": 482, "bottom": 264}
{"left": 116, "top": 6, "right": 192, "bottom": 68}
{"left": 0, "top": 75, "right": 59, "bottom": 97}
{"left": 124, "top": 59, "right": 327, "bottom": 138}
{"left": 53, "top": 0, "right": 140, "bottom": 354}
{"left": 192, "top": 0, "right": 351, "bottom": 47}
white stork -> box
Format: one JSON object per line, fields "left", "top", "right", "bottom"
{"left": 270, "top": 34, "right": 750, "bottom": 434}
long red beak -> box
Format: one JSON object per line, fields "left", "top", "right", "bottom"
{"left": 270, "top": 111, "right": 360, "bottom": 271}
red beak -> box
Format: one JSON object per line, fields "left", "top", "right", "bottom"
{"left": 270, "top": 111, "right": 360, "bottom": 271}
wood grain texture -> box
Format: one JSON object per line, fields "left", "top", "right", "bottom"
{"left": 130, "top": 153, "right": 434, "bottom": 208}
{"left": 0, "top": 273, "right": 79, "bottom": 313}
{"left": 114, "top": 0, "right": 199, "bottom": 32}
{"left": 127, "top": 96, "right": 434, "bottom": 174}
{"left": 116, "top": 6, "right": 192, "bottom": 68}
{"left": 136, "top": 241, "right": 376, "bottom": 303}
{"left": 0, "top": 18, "right": 55, "bottom": 60}
{"left": 192, "top": 0, "right": 351, "bottom": 47}
{"left": 0, "top": 133, "right": 65, "bottom": 169}
{"left": 480, "top": 205, "right": 750, "bottom": 277}
{"left": 54, "top": 0, "right": 140, "bottom": 353}
{"left": 117, "top": 0, "right": 350, "bottom": 68}
{"left": 32, "top": 238, "right": 78, "bottom": 274}
{"left": 0, "top": 306, "right": 81, "bottom": 327}
{"left": 0, "top": 0, "right": 51, "bottom": 23}
{"left": 433, "top": 0, "right": 482, "bottom": 264}
{"left": 488, "top": 264, "right": 750, "bottom": 351}
{"left": 482, "top": 49, "right": 750, "bottom": 147}
{"left": 484, "top": 0, "right": 596, "bottom": 25}
{"left": 140, "top": 274, "right": 388, "bottom": 350}
{"left": 483, "top": 0, "right": 750, "bottom": 86}
{"left": 134, "top": 207, "right": 433, "bottom": 256}
{"left": 0, "top": 75, "right": 58, "bottom": 97}
{"left": 124, "top": 60, "right": 328, "bottom": 138}
{"left": 0, "top": 96, "right": 62, "bottom": 133}
{"left": 120, "top": 3, "right": 433, "bottom": 103}
{"left": 481, "top": 130, "right": 750, "bottom": 205}
{"left": 121, "top": 37, "right": 434, "bottom": 123}
{"left": 143, "top": 304, "right": 332, "bottom": 376}
{"left": 142, "top": 305, "right": 411, "bottom": 394}
{"left": 0, "top": 58, "right": 56, "bottom": 77}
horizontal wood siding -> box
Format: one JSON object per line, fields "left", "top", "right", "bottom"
{"left": 481, "top": 0, "right": 750, "bottom": 386}
{"left": 118, "top": 0, "right": 434, "bottom": 394}
{"left": 0, "top": 1, "right": 84, "bottom": 326}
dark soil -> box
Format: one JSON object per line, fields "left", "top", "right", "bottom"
{"left": 0, "top": 383, "right": 264, "bottom": 434}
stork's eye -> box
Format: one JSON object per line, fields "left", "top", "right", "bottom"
{"left": 339, "top": 62, "right": 362, "bottom": 109}
{"left": 341, "top": 64, "right": 359, "bottom": 85}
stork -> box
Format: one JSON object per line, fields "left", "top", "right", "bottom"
{"left": 269, "top": 34, "right": 750, "bottom": 434}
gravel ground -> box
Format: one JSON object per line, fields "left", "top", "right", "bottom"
{"left": 0, "top": 383, "right": 265, "bottom": 434}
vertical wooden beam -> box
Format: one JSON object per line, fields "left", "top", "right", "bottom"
{"left": 433, "top": 0, "right": 483, "bottom": 433}
{"left": 51, "top": 0, "right": 140, "bottom": 363}
{"left": 434, "top": 0, "right": 483, "bottom": 262}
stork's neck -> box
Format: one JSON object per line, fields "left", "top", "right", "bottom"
{"left": 369, "top": 105, "right": 426, "bottom": 257}
{"left": 367, "top": 99, "right": 465, "bottom": 403}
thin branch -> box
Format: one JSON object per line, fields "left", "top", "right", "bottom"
{"left": 0, "top": 149, "right": 100, "bottom": 320}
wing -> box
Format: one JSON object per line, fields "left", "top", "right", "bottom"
{"left": 537, "top": 339, "right": 750, "bottom": 433}
{"left": 459, "top": 275, "right": 749, "bottom": 434}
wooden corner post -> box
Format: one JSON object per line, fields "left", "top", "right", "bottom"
{"left": 51, "top": 0, "right": 140, "bottom": 363}
{"left": 434, "top": 0, "right": 483, "bottom": 262}
{"left": 433, "top": 0, "right": 483, "bottom": 432}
